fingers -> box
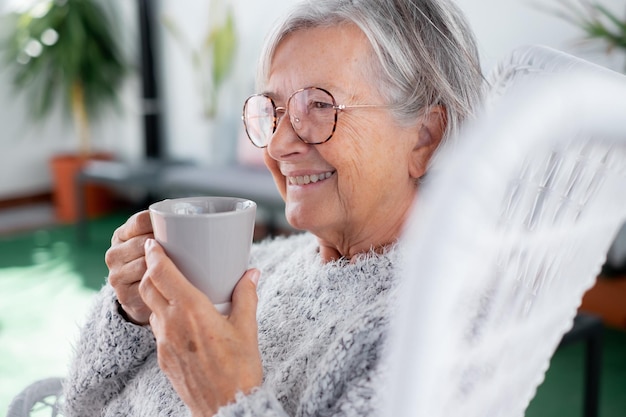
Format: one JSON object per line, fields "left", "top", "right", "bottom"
{"left": 117, "top": 281, "right": 152, "bottom": 325}
{"left": 107, "top": 255, "right": 146, "bottom": 288}
{"left": 106, "top": 211, "right": 155, "bottom": 325}
{"left": 106, "top": 234, "right": 153, "bottom": 267}
{"left": 139, "top": 271, "right": 169, "bottom": 315}
{"left": 230, "top": 269, "right": 260, "bottom": 327}
{"left": 142, "top": 239, "right": 203, "bottom": 308}
{"left": 106, "top": 211, "right": 154, "bottom": 270}
{"left": 106, "top": 211, "right": 154, "bottom": 288}
{"left": 112, "top": 210, "right": 153, "bottom": 243}
{"left": 142, "top": 239, "right": 260, "bottom": 327}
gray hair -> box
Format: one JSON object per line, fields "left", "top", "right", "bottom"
{"left": 257, "top": 0, "right": 485, "bottom": 153}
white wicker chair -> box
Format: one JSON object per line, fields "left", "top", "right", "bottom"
{"left": 384, "top": 45, "right": 626, "bottom": 417}
{"left": 6, "top": 377, "right": 64, "bottom": 417}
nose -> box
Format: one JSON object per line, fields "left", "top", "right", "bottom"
{"left": 266, "top": 111, "right": 310, "bottom": 161}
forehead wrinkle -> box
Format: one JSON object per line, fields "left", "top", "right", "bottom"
{"left": 261, "top": 82, "right": 352, "bottom": 105}
{"left": 265, "top": 24, "right": 374, "bottom": 104}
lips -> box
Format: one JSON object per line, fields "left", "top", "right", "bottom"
{"left": 287, "top": 171, "right": 335, "bottom": 185}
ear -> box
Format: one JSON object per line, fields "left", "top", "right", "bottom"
{"left": 409, "top": 105, "right": 447, "bottom": 180}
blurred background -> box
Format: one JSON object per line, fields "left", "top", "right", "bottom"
{"left": 0, "top": 0, "right": 625, "bottom": 415}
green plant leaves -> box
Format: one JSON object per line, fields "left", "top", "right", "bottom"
{"left": 162, "top": 2, "right": 237, "bottom": 119}
{"left": 593, "top": 3, "right": 626, "bottom": 50}
{"left": 208, "top": 10, "right": 236, "bottom": 91}
{"left": 543, "top": 0, "right": 626, "bottom": 54}
{"left": 0, "top": 0, "right": 129, "bottom": 148}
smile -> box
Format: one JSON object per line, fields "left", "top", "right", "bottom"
{"left": 288, "top": 171, "right": 335, "bottom": 185}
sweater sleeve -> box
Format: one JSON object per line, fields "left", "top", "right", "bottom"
{"left": 215, "top": 388, "right": 289, "bottom": 417}
{"left": 215, "top": 353, "right": 385, "bottom": 417}
{"left": 215, "top": 312, "right": 388, "bottom": 417}
{"left": 215, "top": 376, "right": 384, "bottom": 417}
{"left": 62, "top": 284, "right": 156, "bottom": 417}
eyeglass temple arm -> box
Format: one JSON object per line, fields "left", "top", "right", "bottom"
{"left": 336, "top": 103, "right": 387, "bottom": 110}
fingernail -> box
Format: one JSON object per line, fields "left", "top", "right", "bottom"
{"left": 250, "top": 269, "right": 260, "bottom": 286}
{"left": 144, "top": 238, "right": 154, "bottom": 251}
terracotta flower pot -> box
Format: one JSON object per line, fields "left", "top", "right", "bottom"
{"left": 50, "top": 153, "right": 118, "bottom": 223}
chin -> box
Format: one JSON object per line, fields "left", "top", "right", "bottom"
{"left": 285, "top": 213, "right": 306, "bottom": 232}
{"left": 284, "top": 205, "right": 317, "bottom": 232}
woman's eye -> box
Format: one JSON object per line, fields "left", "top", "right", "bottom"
{"left": 311, "top": 101, "right": 333, "bottom": 109}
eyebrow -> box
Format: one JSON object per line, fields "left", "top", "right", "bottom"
{"left": 261, "top": 84, "right": 349, "bottom": 101}
{"left": 260, "top": 91, "right": 279, "bottom": 101}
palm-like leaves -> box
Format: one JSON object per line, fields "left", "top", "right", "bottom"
{"left": 2, "top": 0, "right": 128, "bottom": 154}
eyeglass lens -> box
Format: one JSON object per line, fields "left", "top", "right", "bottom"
{"left": 243, "top": 88, "right": 338, "bottom": 148}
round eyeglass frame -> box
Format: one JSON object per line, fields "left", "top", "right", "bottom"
{"left": 241, "top": 86, "right": 384, "bottom": 148}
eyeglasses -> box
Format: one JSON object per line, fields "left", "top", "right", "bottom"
{"left": 242, "top": 86, "right": 386, "bottom": 148}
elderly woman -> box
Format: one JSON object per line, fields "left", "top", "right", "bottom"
{"left": 63, "top": 0, "right": 483, "bottom": 415}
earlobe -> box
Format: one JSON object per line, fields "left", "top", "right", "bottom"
{"left": 409, "top": 106, "right": 446, "bottom": 179}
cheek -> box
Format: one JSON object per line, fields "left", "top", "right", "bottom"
{"left": 318, "top": 146, "right": 371, "bottom": 218}
{"left": 264, "top": 151, "right": 286, "bottom": 199}
{"left": 337, "top": 115, "right": 393, "bottom": 162}
{"left": 330, "top": 125, "right": 387, "bottom": 181}
{"left": 330, "top": 130, "right": 410, "bottom": 199}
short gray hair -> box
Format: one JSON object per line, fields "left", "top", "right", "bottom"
{"left": 257, "top": 0, "right": 485, "bottom": 149}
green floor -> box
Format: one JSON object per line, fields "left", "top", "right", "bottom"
{"left": 0, "top": 212, "right": 129, "bottom": 413}
{"left": 0, "top": 212, "right": 625, "bottom": 415}
{"left": 527, "top": 329, "right": 626, "bottom": 417}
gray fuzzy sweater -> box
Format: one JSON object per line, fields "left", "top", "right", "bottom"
{"left": 63, "top": 233, "right": 401, "bottom": 417}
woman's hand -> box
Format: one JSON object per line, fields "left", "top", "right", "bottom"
{"left": 140, "top": 238, "right": 263, "bottom": 415}
{"left": 105, "top": 210, "right": 154, "bottom": 325}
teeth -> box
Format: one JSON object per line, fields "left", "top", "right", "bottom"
{"left": 288, "top": 171, "right": 334, "bottom": 185}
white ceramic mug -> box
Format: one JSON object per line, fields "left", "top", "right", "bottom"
{"left": 149, "top": 196, "right": 257, "bottom": 315}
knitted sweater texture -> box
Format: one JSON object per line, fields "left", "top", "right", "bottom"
{"left": 63, "top": 233, "right": 401, "bottom": 417}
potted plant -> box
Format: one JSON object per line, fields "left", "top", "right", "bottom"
{"left": 1, "top": 0, "right": 129, "bottom": 222}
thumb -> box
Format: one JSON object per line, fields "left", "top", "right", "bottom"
{"left": 230, "top": 268, "right": 260, "bottom": 324}
{"left": 143, "top": 238, "right": 199, "bottom": 303}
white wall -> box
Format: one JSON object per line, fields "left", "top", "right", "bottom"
{"left": 0, "top": 0, "right": 624, "bottom": 198}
